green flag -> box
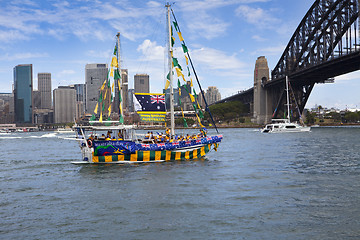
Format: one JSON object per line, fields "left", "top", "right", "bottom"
{"left": 99, "top": 93, "right": 103, "bottom": 103}
{"left": 102, "top": 102, "right": 105, "bottom": 112}
{"left": 173, "top": 21, "right": 179, "bottom": 31}
{"left": 119, "top": 92, "right": 122, "bottom": 102}
{"left": 114, "top": 69, "right": 121, "bottom": 80}
{"left": 119, "top": 115, "right": 124, "bottom": 123}
{"left": 198, "top": 109, "right": 204, "bottom": 119}
{"left": 193, "top": 89, "right": 198, "bottom": 99}
{"left": 177, "top": 79, "right": 181, "bottom": 89}
{"left": 173, "top": 57, "right": 179, "bottom": 67}
{"left": 113, "top": 45, "right": 117, "bottom": 55}
{"left": 183, "top": 118, "right": 188, "bottom": 127}
{"left": 181, "top": 43, "right": 188, "bottom": 53}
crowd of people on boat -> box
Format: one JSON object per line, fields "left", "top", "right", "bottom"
{"left": 142, "top": 128, "right": 206, "bottom": 144}
{"left": 86, "top": 128, "right": 208, "bottom": 147}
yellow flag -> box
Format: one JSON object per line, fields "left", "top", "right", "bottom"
{"left": 185, "top": 55, "right": 189, "bottom": 65}
{"left": 108, "top": 105, "right": 112, "bottom": 116}
{"left": 181, "top": 107, "right": 185, "bottom": 118}
{"left": 112, "top": 82, "right": 115, "bottom": 92}
{"left": 104, "top": 90, "right": 107, "bottom": 100}
{"left": 119, "top": 102, "right": 123, "bottom": 115}
{"left": 176, "top": 67, "right": 183, "bottom": 78}
{"left": 94, "top": 103, "right": 98, "bottom": 114}
{"left": 118, "top": 79, "right": 121, "bottom": 90}
{"left": 177, "top": 32, "right": 184, "bottom": 42}
{"left": 165, "top": 79, "right": 170, "bottom": 89}
{"left": 99, "top": 114, "right": 103, "bottom": 122}
{"left": 182, "top": 75, "right": 186, "bottom": 82}
{"left": 197, "top": 115, "right": 204, "bottom": 128}
{"left": 189, "top": 93, "right": 195, "bottom": 102}
{"left": 111, "top": 56, "right": 118, "bottom": 68}
{"left": 100, "top": 80, "right": 106, "bottom": 90}
{"left": 110, "top": 68, "right": 114, "bottom": 77}
{"left": 190, "top": 77, "right": 193, "bottom": 87}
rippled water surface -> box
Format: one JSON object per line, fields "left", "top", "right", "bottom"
{"left": 1, "top": 127, "right": 360, "bottom": 239}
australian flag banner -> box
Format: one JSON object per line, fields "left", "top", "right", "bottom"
{"left": 134, "top": 93, "right": 166, "bottom": 122}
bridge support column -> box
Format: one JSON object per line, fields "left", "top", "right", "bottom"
{"left": 252, "top": 56, "right": 272, "bottom": 125}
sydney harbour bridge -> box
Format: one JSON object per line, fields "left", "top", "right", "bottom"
{"left": 216, "top": 0, "right": 360, "bottom": 124}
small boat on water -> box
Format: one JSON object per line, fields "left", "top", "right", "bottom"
{"left": 56, "top": 128, "right": 75, "bottom": 133}
{"left": 261, "top": 76, "right": 311, "bottom": 133}
{"left": 72, "top": 4, "right": 222, "bottom": 164}
{"left": 261, "top": 119, "right": 311, "bottom": 133}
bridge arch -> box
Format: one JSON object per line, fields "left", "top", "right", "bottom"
{"left": 272, "top": 0, "right": 360, "bottom": 80}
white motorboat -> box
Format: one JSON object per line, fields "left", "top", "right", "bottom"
{"left": 261, "top": 76, "right": 311, "bottom": 133}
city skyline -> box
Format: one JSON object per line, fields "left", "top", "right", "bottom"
{"left": 0, "top": 0, "right": 360, "bottom": 110}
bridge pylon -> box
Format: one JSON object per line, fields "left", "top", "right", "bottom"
{"left": 252, "top": 56, "right": 272, "bottom": 125}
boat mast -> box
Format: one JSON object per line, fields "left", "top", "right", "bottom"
{"left": 166, "top": 3, "right": 175, "bottom": 136}
{"left": 116, "top": 32, "right": 124, "bottom": 124}
{"left": 286, "top": 76, "right": 290, "bottom": 121}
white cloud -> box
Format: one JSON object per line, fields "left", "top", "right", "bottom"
{"left": 137, "top": 39, "right": 165, "bottom": 62}
{"left": 0, "top": 52, "right": 48, "bottom": 61}
{"left": 192, "top": 47, "right": 247, "bottom": 71}
{"left": 252, "top": 44, "right": 286, "bottom": 56}
{"left": 235, "top": 5, "right": 280, "bottom": 28}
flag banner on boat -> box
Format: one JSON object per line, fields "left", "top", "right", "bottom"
{"left": 134, "top": 93, "right": 166, "bottom": 122}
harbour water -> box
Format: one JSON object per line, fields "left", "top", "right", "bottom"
{"left": 1, "top": 127, "right": 360, "bottom": 239}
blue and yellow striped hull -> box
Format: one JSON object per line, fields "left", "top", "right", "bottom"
{"left": 92, "top": 143, "right": 216, "bottom": 163}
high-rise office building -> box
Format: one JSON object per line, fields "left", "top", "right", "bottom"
{"left": 14, "top": 64, "right": 33, "bottom": 123}
{"left": 180, "top": 81, "right": 192, "bottom": 111}
{"left": 121, "top": 69, "right": 128, "bottom": 112}
{"left": 163, "top": 88, "right": 179, "bottom": 110}
{"left": 114, "top": 69, "right": 129, "bottom": 113}
{"left": 134, "top": 74, "right": 149, "bottom": 93}
{"left": 53, "top": 86, "right": 76, "bottom": 123}
{"left": 32, "top": 90, "right": 41, "bottom": 109}
{"left": 127, "top": 89, "right": 135, "bottom": 112}
{"left": 85, "top": 63, "right": 108, "bottom": 114}
{"left": 205, "top": 86, "right": 221, "bottom": 105}
{"left": 0, "top": 93, "right": 14, "bottom": 123}
{"left": 73, "top": 84, "right": 86, "bottom": 120}
{"left": 38, "top": 73, "right": 52, "bottom": 109}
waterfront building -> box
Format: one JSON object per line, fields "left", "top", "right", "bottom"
{"left": 72, "top": 84, "right": 86, "bottom": 120}
{"left": 127, "top": 89, "right": 135, "bottom": 113}
{"left": 0, "top": 93, "right": 14, "bottom": 123}
{"left": 13, "top": 64, "right": 33, "bottom": 123}
{"left": 163, "top": 88, "right": 179, "bottom": 110}
{"left": 53, "top": 86, "right": 76, "bottom": 123}
{"left": 38, "top": 73, "right": 52, "bottom": 109}
{"left": 33, "top": 90, "right": 41, "bottom": 109}
{"left": 85, "top": 63, "right": 108, "bottom": 114}
{"left": 205, "top": 86, "right": 221, "bottom": 105}
{"left": 197, "top": 90, "right": 206, "bottom": 109}
{"left": 180, "top": 81, "right": 192, "bottom": 111}
{"left": 134, "top": 74, "right": 149, "bottom": 93}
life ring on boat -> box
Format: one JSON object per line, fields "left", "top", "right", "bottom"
{"left": 87, "top": 139, "right": 93, "bottom": 148}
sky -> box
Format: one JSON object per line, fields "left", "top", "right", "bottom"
{"left": 0, "top": 0, "right": 359, "bottom": 110}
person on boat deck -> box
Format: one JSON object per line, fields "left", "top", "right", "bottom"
{"left": 165, "top": 128, "right": 170, "bottom": 136}
{"left": 118, "top": 131, "right": 123, "bottom": 140}
{"left": 145, "top": 131, "right": 150, "bottom": 139}
{"left": 99, "top": 134, "right": 106, "bottom": 140}
{"left": 150, "top": 132, "right": 154, "bottom": 139}
{"left": 112, "top": 136, "right": 116, "bottom": 141}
